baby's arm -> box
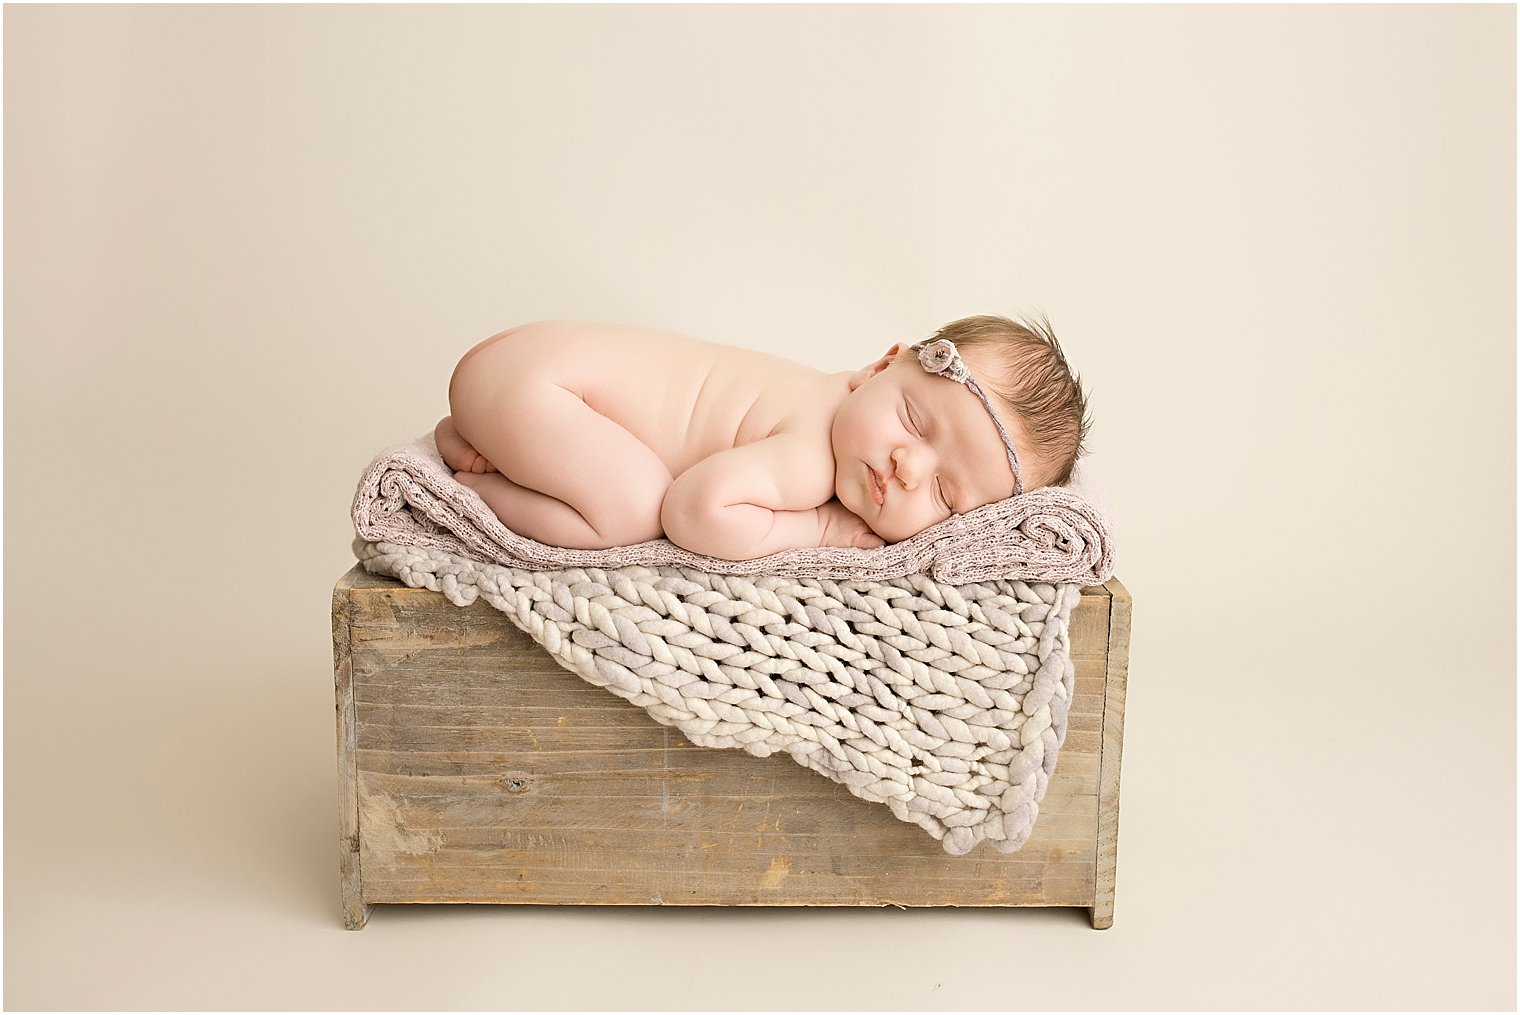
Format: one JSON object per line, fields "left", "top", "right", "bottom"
{"left": 661, "top": 434, "right": 883, "bottom": 559}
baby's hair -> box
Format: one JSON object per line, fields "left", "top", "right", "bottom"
{"left": 925, "top": 314, "right": 1092, "bottom": 489}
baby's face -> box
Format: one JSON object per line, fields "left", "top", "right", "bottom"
{"left": 831, "top": 344, "right": 1024, "bottom": 543}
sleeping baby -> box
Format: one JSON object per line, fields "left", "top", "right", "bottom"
{"left": 435, "top": 316, "right": 1090, "bottom": 559}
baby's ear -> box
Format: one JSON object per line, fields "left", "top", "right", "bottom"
{"left": 848, "top": 343, "right": 908, "bottom": 391}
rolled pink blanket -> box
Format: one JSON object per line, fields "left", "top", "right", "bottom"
{"left": 351, "top": 432, "right": 1117, "bottom": 585}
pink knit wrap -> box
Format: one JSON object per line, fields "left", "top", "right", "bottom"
{"left": 351, "top": 432, "right": 1117, "bottom": 586}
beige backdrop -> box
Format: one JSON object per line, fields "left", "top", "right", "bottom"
{"left": 5, "top": 4, "right": 1514, "bottom": 1010}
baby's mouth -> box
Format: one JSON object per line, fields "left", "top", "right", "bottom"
{"left": 867, "top": 464, "right": 885, "bottom": 508}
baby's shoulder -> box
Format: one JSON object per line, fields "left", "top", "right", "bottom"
{"left": 755, "top": 374, "right": 846, "bottom": 473}
{"left": 763, "top": 370, "right": 849, "bottom": 434}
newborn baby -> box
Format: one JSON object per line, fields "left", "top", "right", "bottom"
{"left": 436, "top": 316, "right": 1090, "bottom": 559}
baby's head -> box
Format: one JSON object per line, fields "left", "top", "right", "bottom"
{"left": 830, "top": 314, "right": 1091, "bottom": 542}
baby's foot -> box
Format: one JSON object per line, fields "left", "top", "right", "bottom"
{"left": 434, "top": 415, "right": 498, "bottom": 474}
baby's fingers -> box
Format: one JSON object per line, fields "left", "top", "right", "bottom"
{"left": 856, "top": 532, "right": 887, "bottom": 549}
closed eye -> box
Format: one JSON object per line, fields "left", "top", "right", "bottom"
{"left": 908, "top": 401, "right": 954, "bottom": 513}
{"left": 934, "top": 477, "right": 953, "bottom": 514}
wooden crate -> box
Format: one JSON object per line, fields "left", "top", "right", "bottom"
{"left": 331, "top": 565, "right": 1130, "bottom": 929}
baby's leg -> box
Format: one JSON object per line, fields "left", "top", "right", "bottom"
{"left": 454, "top": 470, "right": 630, "bottom": 547}
{"left": 434, "top": 415, "right": 497, "bottom": 473}
{"left": 449, "top": 375, "right": 673, "bottom": 549}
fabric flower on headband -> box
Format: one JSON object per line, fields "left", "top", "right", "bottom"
{"left": 915, "top": 338, "right": 971, "bottom": 383}
{"left": 909, "top": 337, "right": 1026, "bottom": 497}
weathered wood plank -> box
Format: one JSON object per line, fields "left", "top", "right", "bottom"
{"left": 352, "top": 715, "right": 1103, "bottom": 756}
{"left": 360, "top": 877, "right": 1098, "bottom": 908}
{"left": 351, "top": 671, "right": 1111, "bottom": 712}
{"left": 1091, "top": 576, "right": 1130, "bottom": 930}
{"left": 355, "top": 767, "right": 1099, "bottom": 834}
{"left": 331, "top": 574, "right": 372, "bottom": 930}
{"left": 351, "top": 744, "right": 1100, "bottom": 786}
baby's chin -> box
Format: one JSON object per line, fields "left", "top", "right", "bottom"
{"left": 852, "top": 504, "right": 908, "bottom": 543}
{"left": 867, "top": 513, "right": 925, "bottom": 545}
{"left": 835, "top": 486, "right": 917, "bottom": 543}
{"left": 834, "top": 489, "right": 885, "bottom": 538}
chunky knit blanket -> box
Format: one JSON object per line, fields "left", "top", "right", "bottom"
{"left": 353, "top": 433, "right": 1115, "bottom": 585}
{"left": 353, "top": 539, "right": 1082, "bottom": 855}
{"left": 349, "top": 432, "right": 1116, "bottom": 854}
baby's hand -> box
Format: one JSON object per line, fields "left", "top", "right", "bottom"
{"left": 816, "top": 499, "right": 887, "bottom": 550}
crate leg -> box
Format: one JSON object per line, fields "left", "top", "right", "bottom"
{"left": 334, "top": 579, "right": 369, "bottom": 930}
{"left": 1089, "top": 577, "right": 1130, "bottom": 932}
{"left": 344, "top": 898, "right": 373, "bottom": 930}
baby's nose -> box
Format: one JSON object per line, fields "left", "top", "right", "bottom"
{"left": 890, "top": 447, "right": 922, "bottom": 489}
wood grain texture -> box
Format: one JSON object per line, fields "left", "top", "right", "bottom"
{"left": 332, "top": 565, "right": 1127, "bottom": 926}
{"left": 331, "top": 579, "right": 372, "bottom": 930}
{"left": 1090, "top": 576, "right": 1131, "bottom": 930}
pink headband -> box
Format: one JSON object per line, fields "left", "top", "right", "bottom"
{"left": 909, "top": 339, "right": 1025, "bottom": 497}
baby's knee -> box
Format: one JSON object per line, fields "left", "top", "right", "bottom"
{"left": 449, "top": 372, "right": 554, "bottom": 466}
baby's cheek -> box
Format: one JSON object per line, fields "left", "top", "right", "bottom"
{"left": 832, "top": 482, "right": 857, "bottom": 515}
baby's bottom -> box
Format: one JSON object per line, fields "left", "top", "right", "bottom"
{"left": 440, "top": 368, "right": 673, "bottom": 549}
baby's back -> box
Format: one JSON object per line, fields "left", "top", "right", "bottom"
{"left": 464, "top": 321, "right": 828, "bottom": 477}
